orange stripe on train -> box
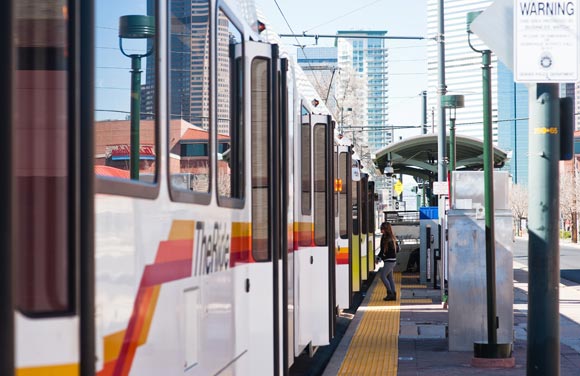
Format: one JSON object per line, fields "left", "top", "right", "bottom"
{"left": 336, "top": 245, "right": 349, "bottom": 265}
{"left": 98, "top": 220, "right": 195, "bottom": 376}
{"left": 293, "top": 222, "right": 314, "bottom": 248}
{"left": 231, "top": 222, "right": 252, "bottom": 264}
{"left": 98, "top": 220, "right": 253, "bottom": 375}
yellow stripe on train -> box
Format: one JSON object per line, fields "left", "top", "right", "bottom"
{"left": 17, "top": 364, "right": 78, "bottom": 376}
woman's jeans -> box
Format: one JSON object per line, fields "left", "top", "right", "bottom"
{"left": 380, "top": 260, "right": 396, "bottom": 294}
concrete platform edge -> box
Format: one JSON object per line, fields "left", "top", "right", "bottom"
{"left": 321, "top": 277, "right": 380, "bottom": 376}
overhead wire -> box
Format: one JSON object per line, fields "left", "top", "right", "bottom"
{"left": 303, "top": 0, "right": 384, "bottom": 33}
{"left": 273, "top": 0, "right": 326, "bottom": 95}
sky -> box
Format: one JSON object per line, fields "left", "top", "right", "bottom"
{"left": 96, "top": 0, "right": 150, "bottom": 121}
{"left": 255, "top": 0, "right": 428, "bottom": 140}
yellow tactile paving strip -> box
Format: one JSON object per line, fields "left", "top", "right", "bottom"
{"left": 401, "top": 284, "right": 427, "bottom": 289}
{"left": 337, "top": 273, "right": 401, "bottom": 376}
{"left": 400, "top": 298, "right": 433, "bottom": 304}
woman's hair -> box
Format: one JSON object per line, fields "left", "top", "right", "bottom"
{"left": 381, "top": 222, "right": 397, "bottom": 247}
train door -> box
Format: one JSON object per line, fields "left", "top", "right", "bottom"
{"left": 8, "top": 0, "right": 94, "bottom": 374}
{"left": 368, "top": 181, "right": 376, "bottom": 268}
{"left": 278, "top": 56, "right": 297, "bottom": 372}
{"left": 309, "top": 114, "right": 335, "bottom": 346}
{"left": 245, "top": 41, "right": 286, "bottom": 375}
{"left": 360, "top": 174, "right": 369, "bottom": 282}
{"left": 351, "top": 162, "right": 362, "bottom": 295}
{"left": 335, "top": 146, "right": 352, "bottom": 309}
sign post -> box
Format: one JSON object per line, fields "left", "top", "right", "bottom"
{"left": 470, "top": 1, "right": 574, "bottom": 373}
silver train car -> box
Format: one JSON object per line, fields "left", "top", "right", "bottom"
{"left": 0, "top": 0, "right": 378, "bottom": 374}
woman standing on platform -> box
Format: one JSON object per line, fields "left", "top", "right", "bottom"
{"left": 378, "top": 222, "right": 398, "bottom": 301}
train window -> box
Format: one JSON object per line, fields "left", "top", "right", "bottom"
{"left": 301, "top": 115, "right": 311, "bottom": 216}
{"left": 361, "top": 176, "right": 368, "bottom": 234}
{"left": 313, "top": 124, "right": 327, "bottom": 246}
{"left": 94, "top": 0, "right": 159, "bottom": 197}
{"left": 14, "top": 0, "right": 74, "bottom": 315}
{"left": 167, "top": 0, "right": 212, "bottom": 203}
{"left": 368, "top": 181, "right": 375, "bottom": 232}
{"left": 251, "top": 58, "right": 270, "bottom": 262}
{"left": 217, "top": 10, "right": 244, "bottom": 206}
{"left": 339, "top": 152, "right": 348, "bottom": 239}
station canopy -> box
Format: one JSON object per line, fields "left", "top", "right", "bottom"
{"left": 374, "top": 134, "right": 509, "bottom": 180}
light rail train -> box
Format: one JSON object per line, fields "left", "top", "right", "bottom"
{"left": 0, "top": 0, "right": 378, "bottom": 374}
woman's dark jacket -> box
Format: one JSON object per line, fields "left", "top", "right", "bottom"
{"left": 379, "top": 234, "right": 397, "bottom": 261}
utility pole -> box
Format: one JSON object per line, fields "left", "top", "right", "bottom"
{"left": 436, "top": 0, "right": 448, "bottom": 306}
{"left": 422, "top": 91, "right": 428, "bottom": 134}
{"left": 527, "top": 83, "right": 560, "bottom": 376}
{"left": 437, "top": 0, "right": 447, "bottom": 183}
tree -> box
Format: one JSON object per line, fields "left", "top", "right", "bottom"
{"left": 560, "top": 170, "right": 577, "bottom": 241}
{"left": 511, "top": 183, "right": 528, "bottom": 236}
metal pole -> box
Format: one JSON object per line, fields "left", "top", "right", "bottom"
{"left": 449, "top": 115, "right": 456, "bottom": 172}
{"left": 481, "top": 50, "right": 497, "bottom": 347}
{"left": 513, "top": 82, "right": 518, "bottom": 184}
{"left": 527, "top": 83, "right": 560, "bottom": 376}
{"left": 436, "top": 0, "right": 447, "bottom": 307}
{"left": 437, "top": 0, "right": 447, "bottom": 183}
{"left": 130, "top": 56, "right": 142, "bottom": 180}
{"left": 448, "top": 114, "right": 456, "bottom": 204}
{"left": 422, "top": 91, "right": 428, "bottom": 134}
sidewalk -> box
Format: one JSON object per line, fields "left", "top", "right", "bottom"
{"left": 313, "top": 269, "right": 580, "bottom": 375}
{"left": 397, "top": 262, "right": 580, "bottom": 375}
{"left": 290, "top": 245, "right": 580, "bottom": 375}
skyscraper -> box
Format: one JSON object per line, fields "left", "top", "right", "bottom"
{"left": 172, "top": 0, "right": 211, "bottom": 129}
{"left": 497, "top": 62, "right": 529, "bottom": 185}
{"left": 337, "top": 30, "right": 390, "bottom": 152}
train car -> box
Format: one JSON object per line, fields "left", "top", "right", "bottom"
{"left": 335, "top": 142, "right": 353, "bottom": 309}
{"left": 1, "top": 0, "right": 347, "bottom": 375}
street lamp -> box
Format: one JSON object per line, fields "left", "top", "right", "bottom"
{"left": 467, "top": 11, "right": 512, "bottom": 363}
{"left": 441, "top": 94, "right": 464, "bottom": 173}
{"left": 119, "top": 15, "right": 155, "bottom": 180}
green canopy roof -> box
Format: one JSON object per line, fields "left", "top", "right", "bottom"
{"left": 374, "top": 134, "right": 509, "bottom": 180}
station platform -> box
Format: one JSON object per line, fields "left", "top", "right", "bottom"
{"left": 291, "top": 262, "right": 580, "bottom": 375}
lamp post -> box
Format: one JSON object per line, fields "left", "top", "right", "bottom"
{"left": 119, "top": 15, "right": 155, "bottom": 180}
{"left": 467, "top": 11, "right": 512, "bottom": 362}
{"left": 441, "top": 94, "right": 464, "bottom": 174}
